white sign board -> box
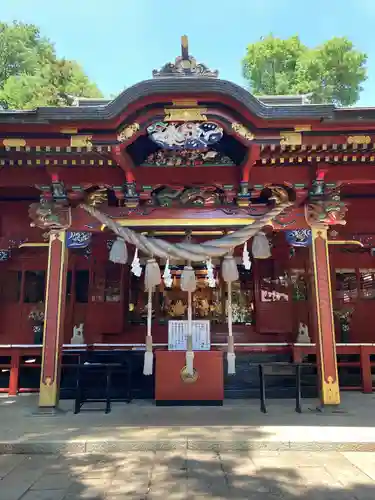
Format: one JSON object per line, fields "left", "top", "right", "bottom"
{"left": 168, "top": 320, "right": 211, "bottom": 351}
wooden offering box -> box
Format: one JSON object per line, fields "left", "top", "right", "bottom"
{"left": 155, "top": 350, "right": 224, "bottom": 406}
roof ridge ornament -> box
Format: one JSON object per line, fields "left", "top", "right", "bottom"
{"left": 152, "top": 36, "right": 219, "bottom": 79}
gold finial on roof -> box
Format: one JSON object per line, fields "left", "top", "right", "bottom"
{"left": 181, "top": 35, "right": 188, "bottom": 50}
{"left": 152, "top": 36, "right": 218, "bottom": 78}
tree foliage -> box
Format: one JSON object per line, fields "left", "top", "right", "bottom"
{"left": 242, "top": 35, "right": 367, "bottom": 106}
{"left": 0, "top": 21, "right": 102, "bottom": 109}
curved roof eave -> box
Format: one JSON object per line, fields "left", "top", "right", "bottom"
{"left": 0, "top": 78, "right": 336, "bottom": 123}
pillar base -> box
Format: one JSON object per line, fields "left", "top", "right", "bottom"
{"left": 31, "top": 407, "right": 66, "bottom": 417}
{"left": 308, "top": 405, "right": 347, "bottom": 415}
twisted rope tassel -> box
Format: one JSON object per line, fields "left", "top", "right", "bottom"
{"left": 222, "top": 254, "right": 239, "bottom": 375}
{"left": 143, "top": 258, "right": 161, "bottom": 375}
{"left": 180, "top": 262, "right": 196, "bottom": 376}
{"left": 143, "top": 287, "right": 153, "bottom": 375}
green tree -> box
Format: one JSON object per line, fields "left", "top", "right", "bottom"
{"left": 0, "top": 21, "right": 102, "bottom": 109}
{"left": 242, "top": 35, "right": 367, "bottom": 106}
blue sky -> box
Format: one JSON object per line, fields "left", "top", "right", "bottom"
{"left": 3, "top": 0, "right": 375, "bottom": 106}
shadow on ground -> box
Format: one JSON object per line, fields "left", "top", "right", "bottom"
{"left": 1, "top": 448, "right": 375, "bottom": 499}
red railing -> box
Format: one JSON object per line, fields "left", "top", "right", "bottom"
{"left": 0, "top": 343, "right": 374, "bottom": 395}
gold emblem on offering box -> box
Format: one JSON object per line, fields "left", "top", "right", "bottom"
{"left": 180, "top": 366, "right": 199, "bottom": 383}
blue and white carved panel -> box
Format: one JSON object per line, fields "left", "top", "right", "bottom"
{"left": 0, "top": 250, "right": 10, "bottom": 261}
{"left": 285, "top": 229, "right": 312, "bottom": 247}
{"left": 147, "top": 122, "right": 223, "bottom": 150}
{"left": 67, "top": 232, "right": 91, "bottom": 249}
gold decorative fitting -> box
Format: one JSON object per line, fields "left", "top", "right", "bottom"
{"left": 294, "top": 125, "right": 311, "bottom": 132}
{"left": 280, "top": 132, "right": 302, "bottom": 146}
{"left": 2, "top": 138, "right": 26, "bottom": 147}
{"left": 172, "top": 100, "right": 198, "bottom": 107}
{"left": 60, "top": 128, "right": 78, "bottom": 134}
{"left": 347, "top": 135, "right": 371, "bottom": 145}
{"left": 164, "top": 107, "right": 207, "bottom": 122}
{"left": 322, "top": 376, "right": 340, "bottom": 405}
{"left": 231, "top": 123, "right": 255, "bottom": 141}
{"left": 70, "top": 135, "right": 92, "bottom": 148}
{"left": 117, "top": 123, "right": 140, "bottom": 142}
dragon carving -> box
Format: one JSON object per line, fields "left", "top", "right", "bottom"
{"left": 305, "top": 189, "right": 347, "bottom": 226}
{"left": 154, "top": 186, "right": 223, "bottom": 207}
{"left": 29, "top": 202, "right": 72, "bottom": 232}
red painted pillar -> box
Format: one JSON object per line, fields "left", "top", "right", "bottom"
{"left": 360, "top": 346, "right": 372, "bottom": 394}
{"left": 38, "top": 231, "right": 68, "bottom": 408}
{"left": 9, "top": 349, "right": 20, "bottom": 396}
{"left": 310, "top": 226, "right": 340, "bottom": 406}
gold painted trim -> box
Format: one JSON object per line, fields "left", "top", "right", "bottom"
{"left": 328, "top": 240, "right": 364, "bottom": 247}
{"left": 151, "top": 230, "right": 225, "bottom": 236}
{"left": 101, "top": 218, "right": 256, "bottom": 230}
{"left": 19, "top": 243, "right": 49, "bottom": 248}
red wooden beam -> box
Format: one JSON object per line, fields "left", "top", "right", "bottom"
{"left": 110, "top": 145, "right": 135, "bottom": 183}
{"left": 242, "top": 145, "right": 260, "bottom": 183}
{"left": 0, "top": 166, "right": 125, "bottom": 187}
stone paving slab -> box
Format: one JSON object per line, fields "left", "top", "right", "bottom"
{"left": 2, "top": 393, "right": 375, "bottom": 455}
{"left": 1, "top": 451, "right": 375, "bottom": 499}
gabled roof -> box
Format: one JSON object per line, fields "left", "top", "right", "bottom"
{"left": 0, "top": 78, "right": 335, "bottom": 123}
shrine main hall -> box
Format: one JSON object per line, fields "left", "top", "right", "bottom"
{"left": 0, "top": 37, "right": 375, "bottom": 410}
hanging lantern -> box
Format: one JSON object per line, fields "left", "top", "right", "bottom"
{"left": 109, "top": 237, "right": 128, "bottom": 264}
{"left": 252, "top": 231, "right": 271, "bottom": 259}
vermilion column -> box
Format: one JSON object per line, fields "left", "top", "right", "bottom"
{"left": 39, "top": 231, "right": 68, "bottom": 408}
{"left": 310, "top": 226, "right": 340, "bottom": 406}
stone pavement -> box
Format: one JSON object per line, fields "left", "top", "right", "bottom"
{"left": 1, "top": 450, "right": 375, "bottom": 499}
{"left": 2, "top": 393, "right": 375, "bottom": 453}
